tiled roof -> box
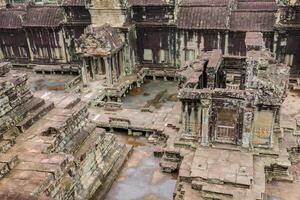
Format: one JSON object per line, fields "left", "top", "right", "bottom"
{"left": 59, "top": 0, "right": 86, "bottom": 6}
{"left": 128, "top": 0, "right": 170, "bottom": 6}
{"left": 179, "top": 0, "right": 230, "bottom": 7}
{"left": 230, "top": 10, "right": 275, "bottom": 32}
{"left": 0, "top": 9, "right": 25, "bottom": 29}
{"left": 237, "top": 1, "right": 277, "bottom": 10}
{"left": 23, "top": 6, "right": 65, "bottom": 27}
{"left": 177, "top": 6, "right": 229, "bottom": 30}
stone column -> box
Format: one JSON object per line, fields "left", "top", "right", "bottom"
{"left": 119, "top": 49, "right": 124, "bottom": 75}
{"left": 197, "top": 104, "right": 202, "bottom": 138}
{"left": 96, "top": 57, "right": 101, "bottom": 74}
{"left": 59, "top": 29, "right": 68, "bottom": 63}
{"left": 185, "top": 103, "right": 190, "bottom": 134}
{"left": 81, "top": 59, "right": 88, "bottom": 85}
{"left": 273, "top": 31, "right": 278, "bottom": 59}
{"left": 217, "top": 32, "right": 221, "bottom": 50}
{"left": 112, "top": 54, "right": 117, "bottom": 80}
{"left": 25, "top": 30, "right": 34, "bottom": 62}
{"left": 190, "top": 104, "right": 195, "bottom": 135}
{"left": 242, "top": 108, "right": 254, "bottom": 148}
{"left": 201, "top": 100, "right": 210, "bottom": 145}
{"left": 180, "top": 101, "right": 184, "bottom": 124}
{"left": 91, "top": 57, "right": 96, "bottom": 80}
{"left": 105, "top": 57, "right": 112, "bottom": 86}
{"left": 224, "top": 31, "right": 229, "bottom": 55}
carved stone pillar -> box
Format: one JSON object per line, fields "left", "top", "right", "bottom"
{"left": 91, "top": 57, "right": 96, "bottom": 80}
{"left": 185, "top": 102, "right": 189, "bottom": 134}
{"left": 201, "top": 100, "right": 210, "bottom": 145}
{"left": 180, "top": 101, "right": 184, "bottom": 124}
{"left": 105, "top": 57, "right": 113, "bottom": 86}
{"left": 217, "top": 32, "right": 221, "bottom": 50}
{"left": 224, "top": 31, "right": 229, "bottom": 55}
{"left": 273, "top": 31, "right": 278, "bottom": 59}
{"left": 81, "top": 59, "right": 88, "bottom": 85}
{"left": 190, "top": 104, "right": 195, "bottom": 135}
{"left": 197, "top": 103, "right": 202, "bottom": 139}
{"left": 242, "top": 107, "right": 254, "bottom": 148}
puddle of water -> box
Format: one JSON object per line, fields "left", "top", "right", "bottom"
{"left": 122, "top": 80, "right": 178, "bottom": 110}
{"left": 267, "top": 196, "right": 282, "bottom": 200}
{"left": 31, "top": 79, "right": 66, "bottom": 93}
{"left": 105, "top": 133, "right": 176, "bottom": 200}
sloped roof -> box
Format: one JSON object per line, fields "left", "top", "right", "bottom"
{"left": 230, "top": 10, "right": 275, "bottom": 32}
{"left": 76, "top": 24, "right": 124, "bottom": 57}
{"left": 177, "top": 6, "right": 229, "bottom": 30}
{"left": 179, "top": 0, "right": 230, "bottom": 6}
{"left": 59, "top": 0, "right": 86, "bottom": 6}
{"left": 23, "top": 6, "right": 65, "bottom": 27}
{"left": 128, "top": 0, "right": 170, "bottom": 6}
{"left": 0, "top": 9, "right": 26, "bottom": 29}
{"left": 237, "top": 1, "right": 277, "bottom": 10}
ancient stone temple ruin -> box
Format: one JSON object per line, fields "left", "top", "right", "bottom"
{"left": 77, "top": 24, "right": 130, "bottom": 85}
{"left": 0, "top": 0, "right": 300, "bottom": 200}
{"left": 169, "top": 32, "right": 291, "bottom": 200}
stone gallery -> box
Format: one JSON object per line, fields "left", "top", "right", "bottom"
{"left": 0, "top": 0, "right": 300, "bottom": 200}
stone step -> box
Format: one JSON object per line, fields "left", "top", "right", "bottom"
{"left": 16, "top": 102, "right": 54, "bottom": 133}
{"left": 11, "top": 97, "right": 45, "bottom": 121}
{"left": 0, "top": 139, "right": 15, "bottom": 154}
{"left": 0, "top": 154, "right": 19, "bottom": 180}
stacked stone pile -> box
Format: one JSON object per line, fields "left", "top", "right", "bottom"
{"left": 41, "top": 103, "right": 89, "bottom": 153}
{"left": 0, "top": 64, "right": 130, "bottom": 200}
{"left": 0, "top": 63, "right": 48, "bottom": 134}
{"left": 0, "top": 62, "right": 11, "bottom": 76}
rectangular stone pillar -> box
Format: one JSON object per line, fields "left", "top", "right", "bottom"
{"left": 105, "top": 57, "right": 113, "bottom": 85}
{"left": 91, "top": 57, "right": 96, "bottom": 80}
{"left": 25, "top": 30, "right": 34, "bottom": 62}
{"left": 224, "top": 31, "right": 229, "bottom": 55}
{"left": 81, "top": 59, "right": 88, "bottom": 85}
{"left": 185, "top": 103, "right": 190, "bottom": 134}
{"left": 190, "top": 105, "right": 195, "bottom": 135}
{"left": 197, "top": 104, "right": 202, "bottom": 138}
{"left": 273, "top": 31, "right": 278, "bottom": 59}
{"left": 217, "top": 32, "right": 221, "bottom": 50}
{"left": 180, "top": 101, "right": 184, "bottom": 124}
{"left": 242, "top": 108, "right": 254, "bottom": 148}
{"left": 201, "top": 100, "right": 210, "bottom": 145}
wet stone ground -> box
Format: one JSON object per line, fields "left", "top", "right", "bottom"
{"left": 105, "top": 134, "right": 177, "bottom": 200}
{"left": 105, "top": 80, "right": 178, "bottom": 200}
{"left": 122, "top": 80, "right": 178, "bottom": 110}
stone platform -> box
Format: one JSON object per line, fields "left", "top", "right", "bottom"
{"left": 175, "top": 147, "right": 266, "bottom": 200}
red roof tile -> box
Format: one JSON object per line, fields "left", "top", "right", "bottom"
{"left": 177, "top": 6, "right": 229, "bottom": 30}
{"left": 59, "top": 0, "right": 86, "bottom": 6}
{"left": 230, "top": 10, "right": 275, "bottom": 32}
{"left": 179, "top": 0, "right": 230, "bottom": 7}
{"left": 0, "top": 10, "right": 25, "bottom": 29}
{"left": 237, "top": 1, "right": 277, "bottom": 10}
{"left": 23, "top": 6, "right": 65, "bottom": 27}
{"left": 128, "top": 0, "right": 170, "bottom": 6}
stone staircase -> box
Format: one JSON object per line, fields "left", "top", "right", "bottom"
{"left": 16, "top": 101, "right": 54, "bottom": 133}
